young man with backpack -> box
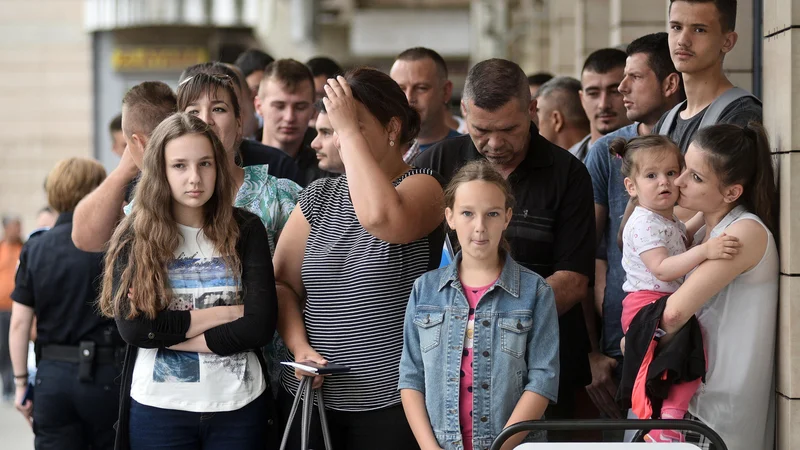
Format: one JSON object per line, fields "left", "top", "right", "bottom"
{"left": 655, "top": 0, "right": 761, "bottom": 149}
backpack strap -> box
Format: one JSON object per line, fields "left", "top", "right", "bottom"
{"left": 698, "top": 87, "right": 761, "bottom": 129}
{"left": 658, "top": 100, "right": 686, "bottom": 136}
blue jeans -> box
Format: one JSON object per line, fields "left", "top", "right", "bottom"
{"left": 129, "top": 392, "right": 268, "bottom": 450}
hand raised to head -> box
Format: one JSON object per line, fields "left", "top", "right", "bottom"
{"left": 322, "top": 76, "right": 360, "bottom": 140}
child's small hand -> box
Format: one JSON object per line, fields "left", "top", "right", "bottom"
{"left": 704, "top": 233, "right": 741, "bottom": 260}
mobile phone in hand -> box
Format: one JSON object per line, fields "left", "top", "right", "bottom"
{"left": 281, "top": 361, "right": 350, "bottom": 375}
{"left": 20, "top": 382, "right": 34, "bottom": 405}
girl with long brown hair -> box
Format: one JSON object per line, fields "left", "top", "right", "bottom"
{"left": 175, "top": 70, "right": 301, "bottom": 401}
{"left": 100, "top": 113, "right": 277, "bottom": 450}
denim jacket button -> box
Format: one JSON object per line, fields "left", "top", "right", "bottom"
{"left": 481, "top": 382, "right": 489, "bottom": 389}
{"left": 424, "top": 314, "right": 430, "bottom": 324}
{"left": 516, "top": 320, "right": 524, "bottom": 330}
{"left": 482, "top": 351, "right": 490, "bottom": 357}
{"left": 480, "top": 416, "right": 488, "bottom": 422}
{"left": 481, "top": 320, "right": 490, "bottom": 327}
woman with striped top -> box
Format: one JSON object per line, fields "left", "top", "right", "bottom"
{"left": 273, "top": 67, "right": 445, "bottom": 449}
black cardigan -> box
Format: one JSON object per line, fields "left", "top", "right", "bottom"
{"left": 113, "top": 208, "right": 280, "bottom": 449}
{"left": 617, "top": 294, "right": 706, "bottom": 417}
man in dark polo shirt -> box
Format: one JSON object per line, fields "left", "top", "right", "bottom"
{"left": 415, "top": 58, "right": 595, "bottom": 441}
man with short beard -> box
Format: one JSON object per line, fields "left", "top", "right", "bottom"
{"left": 572, "top": 49, "right": 632, "bottom": 161}
{"left": 309, "top": 100, "right": 345, "bottom": 174}
{"left": 584, "top": 32, "right": 685, "bottom": 425}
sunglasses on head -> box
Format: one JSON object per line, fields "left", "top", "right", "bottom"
{"left": 179, "top": 73, "right": 233, "bottom": 87}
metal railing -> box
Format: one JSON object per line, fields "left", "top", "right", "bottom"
{"left": 489, "top": 419, "right": 728, "bottom": 450}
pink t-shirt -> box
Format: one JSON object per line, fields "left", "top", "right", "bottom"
{"left": 459, "top": 279, "right": 496, "bottom": 450}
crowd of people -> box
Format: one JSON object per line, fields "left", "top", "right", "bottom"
{"left": 0, "top": 1, "right": 780, "bottom": 449}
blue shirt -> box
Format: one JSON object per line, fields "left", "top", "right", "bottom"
{"left": 399, "top": 252, "right": 560, "bottom": 449}
{"left": 584, "top": 123, "right": 639, "bottom": 357}
{"left": 419, "top": 129, "right": 462, "bottom": 154}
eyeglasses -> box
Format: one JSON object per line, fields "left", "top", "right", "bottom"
{"left": 179, "top": 73, "right": 233, "bottom": 87}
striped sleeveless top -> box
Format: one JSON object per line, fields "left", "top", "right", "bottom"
{"left": 280, "top": 168, "right": 444, "bottom": 411}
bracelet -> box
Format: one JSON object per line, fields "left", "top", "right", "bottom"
{"left": 14, "top": 378, "right": 27, "bottom": 387}
{"left": 14, "top": 373, "right": 28, "bottom": 380}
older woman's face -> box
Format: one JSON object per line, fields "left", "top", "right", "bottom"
{"left": 675, "top": 142, "right": 725, "bottom": 211}
{"left": 183, "top": 89, "right": 242, "bottom": 154}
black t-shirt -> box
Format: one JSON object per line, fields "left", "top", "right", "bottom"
{"left": 295, "top": 145, "right": 334, "bottom": 187}
{"left": 11, "top": 212, "right": 122, "bottom": 348}
{"left": 239, "top": 139, "right": 303, "bottom": 185}
{"left": 414, "top": 123, "right": 595, "bottom": 388}
{"left": 653, "top": 96, "right": 762, "bottom": 153}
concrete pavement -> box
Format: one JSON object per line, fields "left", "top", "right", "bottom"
{"left": 0, "top": 400, "right": 34, "bottom": 449}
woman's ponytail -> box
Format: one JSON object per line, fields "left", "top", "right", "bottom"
{"left": 743, "top": 122, "right": 777, "bottom": 233}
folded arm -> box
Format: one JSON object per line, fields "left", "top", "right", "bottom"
{"left": 203, "top": 215, "right": 278, "bottom": 356}
{"left": 640, "top": 234, "right": 741, "bottom": 283}
{"left": 112, "top": 242, "right": 242, "bottom": 349}
{"left": 661, "top": 219, "right": 767, "bottom": 338}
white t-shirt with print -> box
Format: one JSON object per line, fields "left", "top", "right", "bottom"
{"left": 621, "top": 206, "right": 687, "bottom": 293}
{"left": 130, "top": 224, "right": 265, "bottom": 412}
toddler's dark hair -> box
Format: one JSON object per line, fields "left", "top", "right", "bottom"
{"left": 609, "top": 135, "right": 682, "bottom": 178}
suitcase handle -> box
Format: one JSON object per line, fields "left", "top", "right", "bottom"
{"left": 280, "top": 376, "right": 333, "bottom": 450}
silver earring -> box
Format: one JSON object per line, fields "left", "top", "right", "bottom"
{"left": 390, "top": 140, "right": 395, "bottom": 147}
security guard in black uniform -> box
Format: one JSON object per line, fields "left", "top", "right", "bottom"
{"left": 9, "top": 157, "right": 123, "bottom": 450}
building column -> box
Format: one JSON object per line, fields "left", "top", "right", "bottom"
{"left": 576, "top": 0, "right": 610, "bottom": 73}
{"left": 0, "top": 0, "right": 92, "bottom": 231}
{"left": 764, "top": 0, "right": 800, "bottom": 448}
{"left": 548, "top": 0, "right": 578, "bottom": 76}
{"left": 469, "top": 0, "right": 512, "bottom": 62}
{"left": 510, "top": 0, "right": 549, "bottom": 75}
{"left": 724, "top": 0, "right": 755, "bottom": 91}
{"left": 609, "top": 0, "right": 667, "bottom": 47}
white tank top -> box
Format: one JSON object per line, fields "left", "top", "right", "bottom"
{"left": 688, "top": 206, "right": 778, "bottom": 450}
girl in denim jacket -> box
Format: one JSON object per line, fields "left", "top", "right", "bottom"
{"left": 399, "top": 160, "right": 560, "bottom": 450}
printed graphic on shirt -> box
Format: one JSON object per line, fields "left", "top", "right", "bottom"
{"left": 234, "top": 164, "right": 301, "bottom": 256}
{"left": 153, "top": 253, "right": 248, "bottom": 383}
{"left": 154, "top": 350, "right": 200, "bottom": 382}
{"left": 622, "top": 207, "right": 687, "bottom": 293}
